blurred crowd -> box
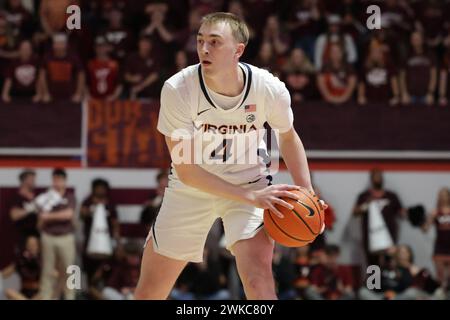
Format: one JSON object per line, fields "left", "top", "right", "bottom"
{"left": 2, "top": 168, "right": 168, "bottom": 300}
{"left": 1, "top": 167, "right": 449, "bottom": 300}
{"left": 1, "top": 0, "right": 450, "bottom": 300}
{"left": 0, "top": 0, "right": 450, "bottom": 106}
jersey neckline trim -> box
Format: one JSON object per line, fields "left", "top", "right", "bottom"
{"left": 198, "top": 62, "right": 253, "bottom": 113}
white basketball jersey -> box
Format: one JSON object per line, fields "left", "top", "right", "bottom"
{"left": 157, "top": 62, "right": 293, "bottom": 185}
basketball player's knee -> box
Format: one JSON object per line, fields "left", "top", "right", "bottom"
{"left": 241, "top": 260, "right": 273, "bottom": 291}
{"left": 243, "top": 271, "right": 272, "bottom": 293}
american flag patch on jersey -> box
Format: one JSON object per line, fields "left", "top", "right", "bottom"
{"left": 245, "top": 104, "right": 256, "bottom": 112}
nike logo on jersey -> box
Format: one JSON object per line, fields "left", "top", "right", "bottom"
{"left": 197, "top": 108, "right": 211, "bottom": 116}
{"left": 297, "top": 201, "right": 315, "bottom": 217}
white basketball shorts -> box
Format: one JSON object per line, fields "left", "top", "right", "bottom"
{"left": 144, "top": 175, "right": 272, "bottom": 263}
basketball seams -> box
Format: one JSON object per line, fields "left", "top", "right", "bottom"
{"left": 291, "top": 206, "right": 318, "bottom": 236}
{"left": 267, "top": 210, "right": 314, "bottom": 243}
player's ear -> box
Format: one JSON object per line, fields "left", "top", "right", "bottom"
{"left": 236, "top": 43, "right": 245, "bottom": 59}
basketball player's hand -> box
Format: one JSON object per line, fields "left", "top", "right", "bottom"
{"left": 249, "top": 184, "right": 301, "bottom": 218}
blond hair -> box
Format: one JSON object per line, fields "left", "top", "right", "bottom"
{"left": 201, "top": 12, "right": 249, "bottom": 45}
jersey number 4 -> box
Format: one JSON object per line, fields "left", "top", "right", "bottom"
{"left": 210, "top": 139, "right": 233, "bottom": 162}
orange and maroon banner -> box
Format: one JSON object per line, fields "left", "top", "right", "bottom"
{"left": 87, "top": 99, "right": 170, "bottom": 168}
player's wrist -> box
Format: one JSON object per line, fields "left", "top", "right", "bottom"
{"left": 241, "top": 189, "right": 257, "bottom": 206}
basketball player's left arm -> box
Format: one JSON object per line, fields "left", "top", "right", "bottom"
{"left": 278, "top": 127, "right": 313, "bottom": 192}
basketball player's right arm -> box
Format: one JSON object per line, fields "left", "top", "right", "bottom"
{"left": 165, "top": 136, "right": 300, "bottom": 218}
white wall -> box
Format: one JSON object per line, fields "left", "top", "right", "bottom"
{"left": 1, "top": 167, "right": 449, "bottom": 274}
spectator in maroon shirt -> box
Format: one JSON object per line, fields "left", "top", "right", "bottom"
{"left": 101, "top": 241, "right": 142, "bottom": 300}
{"left": 281, "top": 48, "right": 317, "bottom": 103}
{"left": 87, "top": 36, "right": 123, "bottom": 101}
{"left": 227, "top": 0, "right": 258, "bottom": 60}
{"left": 4, "top": 235, "right": 41, "bottom": 300}
{"left": 37, "top": 168, "right": 77, "bottom": 300}
{"left": 124, "top": 36, "right": 160, "bottom": 100}
{"left": 286, "top": 0, "right": 323, "bottom": 62}
{"left": 141, "top": 1, "right": 175, "bottom": 66}
{"left": 379, "top": 0, "right": 415, "bottom": 52}
{"left": 352, "top": 168, "right": 406, "bottom": 266}
{"left": 241, "top": 0, "right": 277, "bottom": 36}
{"left": 317, "top": 43, "right": 356, "bottom": 105}
{"left": 413, "top": 0, "right": 445, "bottom": 51}
{"left": 2, "top": 40, "right": 40, "bottom": 103}
{"left": 400, "top": 31, "right": 437, "bottom": 106}
{"left": 0, "top": 12, "right": 19, "bottom": 61}
{"left": 173, "top": 8, "right": 202, "bottom": 65}
{"left": 304, "top": 245, "right": 354, "bottom": 300}
{"left": 252, "top": 42, "right": 281, "bottom": 77}
{"left": 261, "top": 15, "right": 290, "bottom": 57}
{"left": 8, "top": 169, "right": 38, "bottom": 248}
{"left": 99, "top": 7, "right": 134, "bottom": 64}
{"left": 438, "top": 50, "right": 450, "bottom": 107}
{"left": 39, "top": 33, "right": 85, "bottom": 104}
{"left": 2, "top": 0, "right": 34, "bottom": 39}
{"left": 366, "top": 28, "right": 400, "bottom": 66}
{"left": 80, "top": 178, "right": 120, "bottom": 287}
{"left": 357, "top": 45, "right": 400, "bottom": 106}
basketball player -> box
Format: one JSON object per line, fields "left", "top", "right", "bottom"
{"left": 135, "top": 12, "right": 327, "bottom": 300}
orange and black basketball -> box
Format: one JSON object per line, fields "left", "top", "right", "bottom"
{"left": 263, "top": 188, "right": 325, "bottom": 247}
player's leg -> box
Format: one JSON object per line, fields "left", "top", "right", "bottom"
{"left": 134, "top": 241, "right": 187, "bottom": 300}
{"left": 134, "top": 182, "right": 217, "bottom": 299}
{"left": 219, "top": 178, "right": 277, "bottom": 299}
{"left": 232, "top": 229, "right": 277, "bottom": 299}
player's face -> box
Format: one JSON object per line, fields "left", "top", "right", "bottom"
{"left": 197, "top": 21, "right": 242, "bottom": 76}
